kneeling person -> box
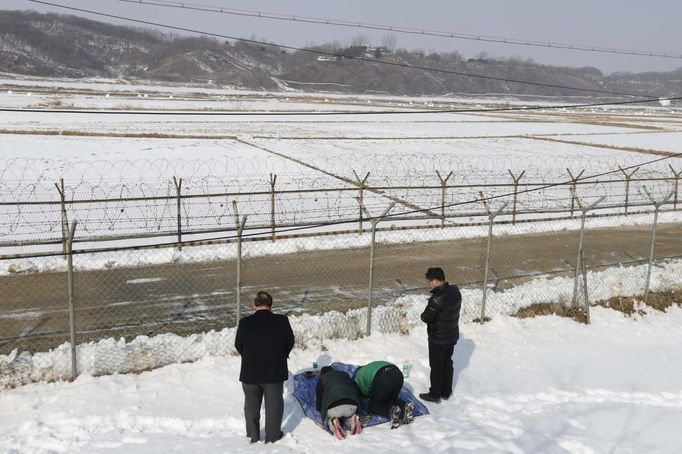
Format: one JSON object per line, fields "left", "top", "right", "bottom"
{"left": 316, "top": 366, "right": 362, "bottom": 439}
{"left": 353, "top": 361, "right": 414, "bottom": 429}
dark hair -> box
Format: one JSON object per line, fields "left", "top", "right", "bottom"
{"left": 425, "top": 267, "right": 445, "bottom": 282}
{"left": 254, "top": 291, "right": 273, "bottom": 307}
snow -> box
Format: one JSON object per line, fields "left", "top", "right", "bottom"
{"left": 2, "top": 273, "right": 682, "bottom": 452}
{"left": 0, "top": 125, "right": 678, "bottom": 263}
{"left": 3, "top": 257, "right": 681, "bottom": 388}
{"left": 1, "top": 77, "right": 682, "bottom": 452}
{"left": 0, "top": 261, "right": 682, "bottom": 453}
{"left": 560, "top": 131, "right": 682, "bottom": 156}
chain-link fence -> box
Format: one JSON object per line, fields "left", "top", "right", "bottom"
{"left": 2, "top": 160, "right": 682, "bottom": 390}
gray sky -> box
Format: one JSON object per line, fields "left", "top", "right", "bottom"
{"left": 5, "top": 0, "right": 682, "bottom": 74}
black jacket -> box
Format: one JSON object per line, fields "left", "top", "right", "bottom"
{"left": 420, "top": 282, "right": 462, "bottom": 345}
{"left": 315, "top": 367, "right": 360, "bottom": 419}
{"left": 235, "top": 310, "right": 295, "bottom": 384}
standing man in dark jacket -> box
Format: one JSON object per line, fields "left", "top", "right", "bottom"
{"left": 235, "top": 291, "right": 295, "bottom": 443}
{"left": 419, "top": 267, "right": 462, "bottom": 403}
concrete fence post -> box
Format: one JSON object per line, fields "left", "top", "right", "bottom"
{"left": 173, "top": 177, "right": 183, "bottom": 251}
{"left": 55, "top": 179, "right": 69, "bottom": 259}
{"left": 641, "top": 187, "right": 674, "bottom": 303}
{"left": 436, "top": 170, "right": 453, "bottom": 228}
{"left": 566, "top": 169, "right": 584, "bottom": 218}
{"left": 570, "top": 189, "right": 605, "bottom": 307}
{"left": 269, "top": 174, "right": 277, "bottom": 242}
{"left": 618, "top": 166, "right": 639, "bottom": 215}
{"left": 358, "top": 200, "right": 395, "bottom": 336}
{"left": 232, "top": 201, "right": 248, "bottom": 325}
{"left": 353, "top": 171, "right": 370, "bottom": 235}
{"left": 581, "top": 251, "right": 591, "bottom": 324}
{"left": 478, "top": 191, "right": 507, "bottom": 323}
{"left": 668, "top": 165, "right": 681, "bottom": 210}
{"left": 66, "top": 220, "right": 78, "bottom": 381}
{"left": 508, "top": 170, "right": 525, "bottom": 225}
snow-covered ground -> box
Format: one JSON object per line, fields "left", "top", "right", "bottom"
{"left": 2, "top": 77, "right": 682, "bottom": 453}
{"left": 1, "top": 107, "right": 679, "bottom": 259}
{"left": 2, "top": 297, "right": 681, "bottom": 453}
{"left": 561, "top": 131, "right": 682, "bottom": 155}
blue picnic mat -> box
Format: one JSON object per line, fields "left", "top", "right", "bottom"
{"left": 292, "top": 362, "right": 429, "bottom": 429}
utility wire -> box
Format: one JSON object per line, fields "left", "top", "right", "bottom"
{"left": 26, "top": 0, "right": 671, "bottom": 99}
{"left": 6, "top": 149, "right": 680, "bottom": 260}
{"left": 3, "top": 94, "right": 681, "bottom": 117}
{"left": 114, "top": 0, "right": 682, "bottom": 60}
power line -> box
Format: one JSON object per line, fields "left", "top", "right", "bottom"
{"left": 2, "top": 95, "right": 680, "bottom": 116}
{"left": 26, "top": 0, "right": 668, "bottom": 99}
{"left": 114, "top": 0, "right": 682, "bottom": 60}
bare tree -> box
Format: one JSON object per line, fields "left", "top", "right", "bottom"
{"left": 381, "top": 34, "right": 397, "bottom": 52}
{"left": 351, "top": 34, "right": 369, "bottom": 47}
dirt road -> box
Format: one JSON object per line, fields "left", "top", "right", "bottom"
{"left": 1, "top": 223, "right": 680, "bottom": 353}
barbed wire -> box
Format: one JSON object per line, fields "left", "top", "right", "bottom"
{"left": 0, "top": 152, "right": 679, "bottom": 255}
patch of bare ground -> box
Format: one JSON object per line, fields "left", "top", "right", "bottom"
{"left": 595, "top": 296, "right": 645, "bottom": 316}
{"left": 513, "top": 290, "right": 681, "bottom": 323}
{"left": 513, "top": 303, "right": 588, "bottom": 324}
{"left": 595, "top": 290, "right": 681, "bottom": 315}
{"left": 0, "top": 129, "right": 237, "bottom": 139}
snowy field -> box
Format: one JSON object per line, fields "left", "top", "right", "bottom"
{"left": 2, "top": 79, "right": 682, "bottom": 452}
{"left": 2, "top": 299, "right": 682, "bottom": 453}
{"left": 1, "top": 80, "right": 681, "bottom": 261}
{"left": 1, "top": 80, "right": 680, "bottom": 272}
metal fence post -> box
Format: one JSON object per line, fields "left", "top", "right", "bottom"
{"left": 618, "top": 166, "right": 639, "bottom": 215}
{"left": 641, "top": 187, "right": 674, "bottom": 303}
{"left": 55, "top": 179, "right": 69, "bottom": 259}
{"left": 436, "top": 170, "right": 453, "bottom": 228}
{"left": 581, "top": 251, "right": 591, "bottom": 324}
{"left": 479, "top": 192, "right": 507, "bottom": 323}
{"left": 358, "top": 200, "right": 395, "bottom": 336}
{"left": 353, "top": 171, "right": 370, "bottom": 235}
{"left": 269, "top": 174, "right": 277, "bottom": 242}
{"left": 508, "top": 170, "right": 525, "bottom": 225}
{"left": 669, "top": 165, "right": 681, "bottom": 210}
{"left": 66, "top": 220, "right": 78, "bottom": 381}
{"left": 173, "top": 177, "right": 183, "bottom": 251}
{"left": 232, "top": 201, "right": 248, "bottom": 325}
{"left": 566, "top": 169, "right": 584, "bottom": 218}
{"left": 571, "top": 190, "right": 605, "bottom": 306}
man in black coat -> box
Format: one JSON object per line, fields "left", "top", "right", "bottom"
{"left": 419, "top": 267, "right": 462, "bottom": 403}
{"left": 235, "top": 291, "right": 295, "bottom": 443}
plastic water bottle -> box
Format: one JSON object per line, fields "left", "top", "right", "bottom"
{"left": 312, "top": 361, "right": 318, "bottom": 374}
{"left": 402, "top": 360, "right": 412, "bottom": 378}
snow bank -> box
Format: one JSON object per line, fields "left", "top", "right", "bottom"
{"left": 2, "top": 259, "right": 680, "bottom": 391}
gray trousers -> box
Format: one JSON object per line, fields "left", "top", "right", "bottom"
{"left": 242, "top": 382, "right": 284, "bottom": 443}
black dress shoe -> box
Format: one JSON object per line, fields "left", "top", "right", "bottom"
{"left": 264, "top": 431, "right": 284, "bottom": 443}
{"left": 442, "top": 394, "right": 452, "bottom": 401}
{"left": 419, "top": 392, "right": 441, "bottom": 403}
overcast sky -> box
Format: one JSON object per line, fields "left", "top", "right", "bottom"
{"left": 5, "top": 0, "right": 682, "bottom": 74}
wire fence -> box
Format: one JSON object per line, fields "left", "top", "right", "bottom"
{"left": 1, "top": 155, "right": 680, "bottom": 254}
{"left": 1, "top": 156, "right": 682, "bottom": 390}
